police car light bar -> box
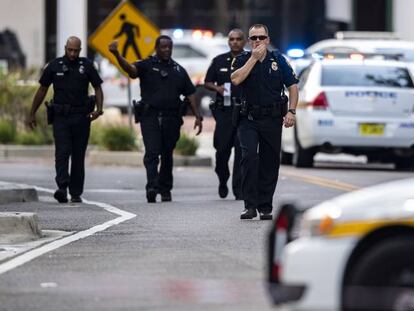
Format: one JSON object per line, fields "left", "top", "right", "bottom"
{"left": 287, "top": 48, "right": 305, "bottom": 58}
{"left": 335, "top": 31, "right": 400, "bottom": 40}
{"left": 318, "top": 52, "right": 403, "bottom": 61}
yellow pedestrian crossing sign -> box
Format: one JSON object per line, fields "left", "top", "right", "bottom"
{"left": 88, "top": 0, "right": 160, "bottom": 75}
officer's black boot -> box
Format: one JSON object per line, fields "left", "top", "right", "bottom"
{"left": 71, "top": 196, "right": 83, "bottom": 203}
{"left": 146, "top": 188, "right": 157, "bottom": 203}
{"left": 161, "top": 191, "right": 172, "bottom": 202}
{"left": 218, "top": 183, "right": 229, "bottom": 198}
{"left": 54, "top": 188, "right": 68, "bottom": 203}
{"left": 240, "top": 208, "right": 257, "bottom": 220}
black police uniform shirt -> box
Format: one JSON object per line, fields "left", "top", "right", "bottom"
{"left": 39, "top": 56, "right": 103, "bottom": 106}
{"left": 132, "top": 56, "right": 196, "bottom": 110}
{"left": 204, "top": 51, "right": 242, "bottom": 102}
{"left": 232, "top": 50, "right": 299, "bottom": 107}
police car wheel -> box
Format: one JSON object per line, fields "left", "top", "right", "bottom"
{"left": 393, "top": 155, "right": 414, "bottom": 171}
{"left": 342, "top": 236, "right": 414, "bottom": 311}
{"left": 280, "top": 150, "right": 293, "bottom": 165}
{"left": 292, "top": 129, "right": 315, "bottom": 168}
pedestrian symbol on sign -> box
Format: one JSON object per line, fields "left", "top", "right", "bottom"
{"left": 113, "top": 14, "right": 142, "bottom": 59}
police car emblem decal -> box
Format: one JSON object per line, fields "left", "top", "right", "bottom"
{"left": 271, "top": 62, "right": 278, "bottom": 71}
{"left": 79, "top": 65, "right": 85, "bottom": 74}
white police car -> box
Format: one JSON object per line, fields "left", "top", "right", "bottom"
{"left": 281, "top": 55, "right": 414, "bottom": 169}
{"left": 267, "top": 177, "right": 414, "bottom": 311}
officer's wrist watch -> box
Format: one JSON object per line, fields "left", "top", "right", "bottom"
{"left": 288, "top": 109, "right": 296, "bottom": 115}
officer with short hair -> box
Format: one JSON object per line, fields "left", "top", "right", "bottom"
{"left": 231, "top": 24, "right": 298, "bottom": 220}
{"left": 204, "top": 29, "right": 245, "bottom": 200}
{"left": 28, "top": 36, "right": 104, "bottom": 203}
{"left": 109, "top": 35, "right": 203, "bottom": 203}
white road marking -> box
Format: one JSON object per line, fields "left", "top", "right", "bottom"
{"left": 0, "top": 185, "right": 136, "bottom": 275}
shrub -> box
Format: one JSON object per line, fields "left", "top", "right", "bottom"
{"left": 100, "top": 125, "right": 137, "bottom": 151}
{"left": 89, "top": 122, "right": 103, "bottom": 145}
{"left": 16, "top": 131, "right": 45, "bottom": 145}
{"left": 175, "top": 132, "right": 199, "bottom": 156}
{"left": 0, "top": 119, "right": 16, "bottom": 144}
{"left": 0, "top": 70, "right": 52, "bottom": 144}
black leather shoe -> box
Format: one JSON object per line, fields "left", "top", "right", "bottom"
{"left": 218, "top": 183, "right": 228, "bottom": 198}
{"left": 240, "top": 209, "right": 257, "bottom": 220}
{"left": 161, "top": 192, "right": 172, "bottom": 202}
{"left": 71, "top": 196, "right": 83, "bottom": 203}
{"left": 146, "top": 188, "right": 157, "bottom": 203}
{"left": 259, "top": 212, "right": 273, "bottom": 220}
{"left": 54, "top": 189, "right": 68, "bottom": 203}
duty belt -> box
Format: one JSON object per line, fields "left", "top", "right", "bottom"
{"left": 146, "top": 106, "right": 181, "bottom": 117}
{"left": 246, "top": 104, "right": 284, "bottom": 118}
{"left": 53, "top": 104, "right": 90, "bottom": 116}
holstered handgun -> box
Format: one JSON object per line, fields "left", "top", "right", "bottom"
{"left": 133, "top": 100, "right": 142, "bottom": 123}
{"left": 281, "top": 94, "right": 288, "bottom": 116}
{"left": 209, "top": 100, "right": 218, "bottom": 111}
{"left": 45, "top": 100, "right": 54, "bottom": 125}
{"left": 180, "top": 97, "right": 190, "bottom": 116}
{"left": 86, "top": 95, "right": 96, "bottom": 114}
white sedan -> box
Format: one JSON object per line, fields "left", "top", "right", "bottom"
{"left": 267, "top": 177, "right": 414, "bottom": 311}
{"left": 282, "top": 56, "right": 414, "bottom": 169}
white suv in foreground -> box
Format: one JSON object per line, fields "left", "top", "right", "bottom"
{"left": 267, "top": 177, "right": 414, "bottom": 311}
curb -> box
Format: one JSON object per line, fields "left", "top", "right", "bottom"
{"left": 0, "top": 212, "right": 42, "bottom": 244}
{"left": 0, "top": 181, "right": 38, "bottom": 204}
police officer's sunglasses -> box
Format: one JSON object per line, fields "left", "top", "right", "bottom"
{"left": 229, "top": 37, "right": 243, "bottom": 41}
{"left": 249, "top": 35, "right": 268, "bottom": 41}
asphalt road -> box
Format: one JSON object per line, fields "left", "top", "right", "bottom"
{"left": 0, "top": 160, "right": 412, "bottom": 311}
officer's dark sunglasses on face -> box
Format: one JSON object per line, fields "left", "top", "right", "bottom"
{"left": 229, "top": 37, "right": 243, "bottom": 41}
{"left": 249, "top": 35, "right": 268, "bottom": 41}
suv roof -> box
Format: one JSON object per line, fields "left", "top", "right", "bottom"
{"left": 306, "top": 38, "right": 414, "bottom": 61}
{"left": 334, "top": 31, "right": 400, "bottom": 40}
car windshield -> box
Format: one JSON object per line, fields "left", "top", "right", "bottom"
{"left": 172, "top": 44, "right": 206, "bottom": 58}
{"left": 322, "top": 65, "right": 414, "bottom": 88}
{"left": 375, "top": 48, "right": 414, "bottom": 62}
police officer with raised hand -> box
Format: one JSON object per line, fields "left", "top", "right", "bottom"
{"left": 28, "top": 36, "right": 104, "bottom": 204}
{"left": 231, "top": 24, "right": 298, "bottom": 220}
{"left": 109, "top": 35, "right": 203, "bottom": 203}
{"left": 204, "top": 29, "right": 245, "bottom": 200}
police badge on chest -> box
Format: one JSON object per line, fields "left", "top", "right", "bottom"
{"left": 79, "top": 65, "right": 85, "bottom": 74}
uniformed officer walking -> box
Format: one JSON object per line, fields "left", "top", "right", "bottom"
{"left": 28, "top": 36, "right": 104, "bottom": 203}
{"left": 204, "top": 29, "right": 245, "bottom": 200}
{"left": 231, "top": 24, "right": 298, "bottom": 220}
{"left": 109, "top": 35, "right": 203, "bottom": 203}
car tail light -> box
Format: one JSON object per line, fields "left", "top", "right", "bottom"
{"left": 309, "top": 92, "right": 329, "bottom": 110}
{"left": 271, "top": 213, "right": 288, "bottom": 281}
{"left": 267, "top": 204, "right": 300, "bottom": 284}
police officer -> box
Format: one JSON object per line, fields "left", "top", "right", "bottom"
{"left": 28, "top": 36, "right": 104, "bottom": 203}
{"left": 204, "top": 29, "right": 245, "bottom": 200}
{"left": 231, "top": 24, "right": 298, "bottom": 220}
{"left": 109, "top": 35, "right": 203, "bottom": 203}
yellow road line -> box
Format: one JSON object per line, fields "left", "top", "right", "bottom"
{"left": 281, "top": 169, "right": 360, "bottom": 192}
